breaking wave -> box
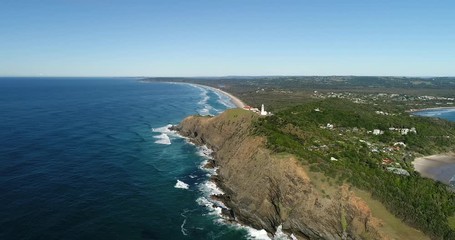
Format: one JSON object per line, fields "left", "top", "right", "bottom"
{"left": 213, "top": 90, "right": 236, "bottom": 108}
{"left": 186, "top": 83, "right": 239, "bottom": 116}
{"left": 152, "top": 124, "right": 177, "bottom": 145}
{"left": 415, "top": 108, "right": 455, "bottom": 117}
{"left": 153, "top": 133, "right": 171, "bottom": 145}
{"left": 175, "top": 180, "right": 189, "bottom": 189}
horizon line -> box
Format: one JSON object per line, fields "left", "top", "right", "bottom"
{"left": 1, "top": 75, "right": 454, "bottom": 78}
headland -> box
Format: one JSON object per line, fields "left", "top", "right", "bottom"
{"left": 175, "top": 109, "right": 392, "bottom": 239}
{"left": 162, "top": 78, "right": 455, "bottom": 239}
{"left": 172, "top": 83, "right": 436, "bottom": 239}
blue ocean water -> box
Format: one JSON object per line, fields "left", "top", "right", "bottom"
{"left": 413, "top": 108, "right": 455, "bottom": 122}
{"left": 0, "top": 78, "right": 260, "bottom": 240}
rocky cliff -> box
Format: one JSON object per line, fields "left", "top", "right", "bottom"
{"left": 176, "top": 109, "right": 425, "bottom": 240}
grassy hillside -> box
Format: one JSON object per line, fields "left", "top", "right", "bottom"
{"left": 253, "top": 98, "right": 455, "bottom": 239}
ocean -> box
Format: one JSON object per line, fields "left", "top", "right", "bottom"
{"left": 2, "top": 78, "right": 454, "bottom": 240}
{"left": 413, "top": 108, "right": 455, "bottom": 122}
{"left": 0, "top": 78, "right": 268, "bottom": 240}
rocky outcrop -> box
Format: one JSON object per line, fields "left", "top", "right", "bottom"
{"left": 176, "top": 109, "right": 412, "bottom": 239}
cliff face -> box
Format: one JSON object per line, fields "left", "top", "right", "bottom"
{"left": 177, "top": 109, "right": 410, "bottom": 239}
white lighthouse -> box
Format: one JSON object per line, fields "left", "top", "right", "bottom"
{"left": 260, "top": 104, "right": 267, "bottom": 116}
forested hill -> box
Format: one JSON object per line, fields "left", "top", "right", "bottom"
{"left": 253, "top": 98, "right": 455, "bottom": 239}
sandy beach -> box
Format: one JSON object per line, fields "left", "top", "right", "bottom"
{"left": 188, "top": 83, "right": 246, "bottom": 108}
{"left": 413, "top": 153, "right": 455, "bottom": 184}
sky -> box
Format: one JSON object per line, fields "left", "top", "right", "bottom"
{"left": 0, "top": 0, "right": 454, "bottom": 77}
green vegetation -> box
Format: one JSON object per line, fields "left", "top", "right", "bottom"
{"left": 148, "top": 76, "right": 455, "bottom": 238}
{"left": 253, "top": 98, "right": 455, "bottom": 239}
{"left": 144, "top": 76, "right": 455, "bottom": 110}
{"left": 448, "top": 216, "right": 455, "bottom": 230}
{"left": 224, "top": 108, "right": 255, "bottom": 119}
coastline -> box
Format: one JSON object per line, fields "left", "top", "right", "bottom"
{"left": 144, "top": 80, "right": 246, "bottom": 109}
{"left": 412, "top": 153, "right": 455, "bottom": 184}
{"left": 175, "top": 109, "right": 410, "bottom": 239}
{"left": 165, "top": 84, "right": 270, "bottom": 237}
{"left": 408, "top": 106, "right": 455, "bottom": 113}
{"left": 163, "top": 81, "right": 246, "bottom": 109}
{"left": 189, "top": 83, "right": 246, "bottom": 108}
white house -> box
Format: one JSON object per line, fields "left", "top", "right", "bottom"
{"left": 373, "top": 129, "right": 384, "bottom": 135}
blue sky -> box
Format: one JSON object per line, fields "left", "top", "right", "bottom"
{"left": 1, "top": 0, "right": 454, "bottom": 76}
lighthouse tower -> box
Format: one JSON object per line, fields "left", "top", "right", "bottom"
{"left": 260, "top": 104, "right": 267, "bottom": 116}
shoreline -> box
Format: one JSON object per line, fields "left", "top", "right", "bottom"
{"left": 175, "top": 110, "right": 398, "bottom": 239}
{"left": 166, "top": 82, "right": 270, "bottom": 237}
{"left": 187, "top": 138, "right": 274, "bottom": 239}
{"left": 162, "top": 81, "right": 246, "bottom": 108}
{"left": 189, "top": 83, "right": 246, "bottom": 108}
{"left": 407, "top": 106, "right": 455, "bottom": 113}
{"left": 412, "top": 153, "right": 455, "bottom": 184}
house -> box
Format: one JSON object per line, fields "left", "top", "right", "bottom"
{"left": 394, "top": 142, "right": 407, "bottom": 148}
{"left": 386, "top": 167, "right": 410, "bottom": 176}
{"left": 382, "top": 158, "right": 394, "bottom": 165}
{"left": 373, "top": 129, "right": 384, "bottom": 135}
{"left": 401, "top": 128, "right": 410, "bottom": 135}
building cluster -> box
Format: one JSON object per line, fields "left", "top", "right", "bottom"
{"left": 375, "top": 111, "right": 397, "bottom": 116}
{"left": 313, "top": 91, "right": 455, "bottom": 109}
{"left": 320, "top": 123, "right": 334, "bottom": 130}
{"left": 369, "top": 127, "right": 417, "bottom": 136}
{"left": 315, "top": 121, "right": 417, "bottom": 177}
{"left": 417, "top": 95, "right": 454, "bottom": 101}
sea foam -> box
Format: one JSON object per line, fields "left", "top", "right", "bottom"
{"left": 174, "top": 83, "right": 293, "bottom": 238}
{"left": 194, "top": 144, "right": 295, "bottom": 240}
{"left": 213, "top": 90, "right": 236, "bottom": 108}
{"left": 152, "top": 124, "right": 176, "bottom": 145}
{"left": 193, "top": 145, "right": 279, "bottom": 240}
{"left": 192, "top": 85, "right": 214, "bottom": 116}
{"left": 245, "top": 228, "right": 271, "bottom": 240}
{"left": 243, "top": 224, "right": 295, "bottom": 240}
{"left": 175, "top": 180, "right": 189, "bottom": 189}
{"left": 196, "top": 145, "right": 213, "bottom": 158}
{"left": 153, "top": 133, "right": 171, "bottom": 145}
{"left": 190, "top": 83, "right": 235, "bottom": 116}
{"left": 416, "top": 108, "right": 455, "bottom": 117}
{"left": 152, "top": 124, "right": 173, "bottom": 133}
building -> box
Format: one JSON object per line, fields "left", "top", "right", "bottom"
{"left": 373, "top": 129, "right": 384, "bottom": 135}
{"left": 260, "top": 104, "right": 268, "bottom": 116}
{"left": 243, "top": 104, "right": 271, "bottom": 116}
